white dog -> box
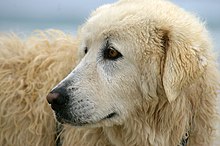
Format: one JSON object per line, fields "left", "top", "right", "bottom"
{"left": 46, "top": 0, "right": 219, "bottom": 146}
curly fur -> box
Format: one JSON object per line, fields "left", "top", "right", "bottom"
{"left": 0, "top": 30, "right": 78, "bottom": 145}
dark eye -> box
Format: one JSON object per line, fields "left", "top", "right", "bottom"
{"left": 104, "top": 46, "right": 122, "bottom": 60}
{"left": 84, "top": 47, "right": 88, "bottom": 54}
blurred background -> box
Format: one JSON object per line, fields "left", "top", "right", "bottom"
{"left": 0, "top": 0, "right": 220, "bottom": 55}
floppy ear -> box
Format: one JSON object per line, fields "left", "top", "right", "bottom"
{"left": 161, "top": 29, "right": 207, "bottom": 102}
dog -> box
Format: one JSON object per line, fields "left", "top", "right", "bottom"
{"left": 46, "top": 0, "right": 220, "bottom": 145}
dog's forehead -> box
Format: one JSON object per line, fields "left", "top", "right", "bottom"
{"left": 79, "top": 0, "right": 176, "bottom": 43}
{"left": 80, "top": 1, "right": 148, "bottom": 40}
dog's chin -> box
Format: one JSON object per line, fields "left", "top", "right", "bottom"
{"left": 55, "top": 112, "right": 120, "bottom": 127}
{"left": 55, "top": 115, "right": 87, "bottom": 126}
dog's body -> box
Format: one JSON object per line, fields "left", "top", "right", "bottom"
{"left": 0, "top": 0, "right": 219, "bottom": 146}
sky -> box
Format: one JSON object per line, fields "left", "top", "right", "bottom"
{"left": 0, "top": 0, "right": 219, "bottom": 24}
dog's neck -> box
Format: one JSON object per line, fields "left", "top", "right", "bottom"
{"left": 103, "top": 98, "right": 191, "bottom": 146}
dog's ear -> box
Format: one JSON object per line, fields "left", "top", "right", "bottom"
{"left": 160, "top": 28, "right": 207, "bottom": 102}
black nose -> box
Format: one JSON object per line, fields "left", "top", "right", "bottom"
{"left": 46, "top": 87, "right": 69, "bottom": 107}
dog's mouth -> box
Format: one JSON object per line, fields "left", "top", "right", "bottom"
{"left": 55, "top": 111, "right": 118, "bottom": 126}
{"left": 102, "top": 112, "right": 117, "bottom": 120}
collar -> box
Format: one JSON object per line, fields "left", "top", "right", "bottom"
{"left": 179, "top": 132, "right": 189, "bottom": 146}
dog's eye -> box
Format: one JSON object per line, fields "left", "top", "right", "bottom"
{"left": 84, "top": 47, "right": 88, "bottom": 54}
{"left": 104, "top": 46, "right": 122, "bottom": 60}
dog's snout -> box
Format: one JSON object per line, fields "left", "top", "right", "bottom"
{"left": 46, "top": 87, "right": 69, "bottom": 107}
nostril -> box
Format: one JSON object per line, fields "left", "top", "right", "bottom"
{"left": 46, "top": 92, "right": 60, "bottom": 104}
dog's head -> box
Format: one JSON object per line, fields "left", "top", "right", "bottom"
{"left": 47, "top": 0, "right": 209, "bottom": 127}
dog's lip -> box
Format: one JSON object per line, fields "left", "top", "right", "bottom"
{"left": 55, "top": 112, "right": 118, "bottom": 126}
{"left": 102, "top": 112, "right": 118, "bottom": 120}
